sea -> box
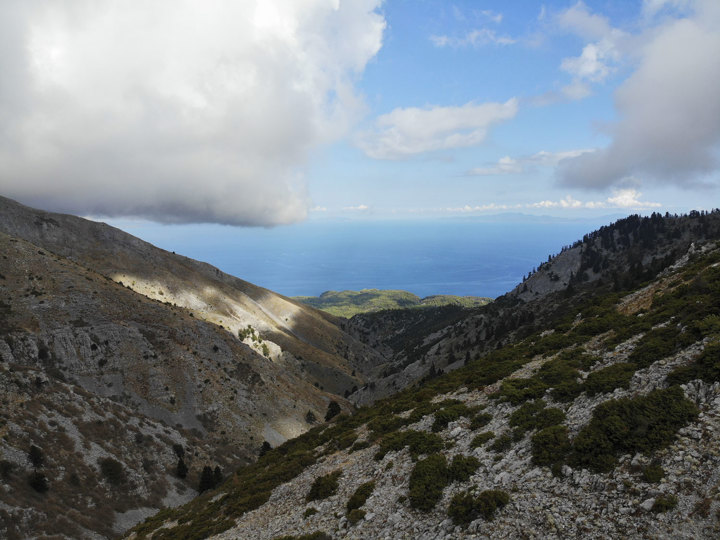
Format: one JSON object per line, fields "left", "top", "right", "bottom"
{"left": 117, "top": 215, "right": 623, "bottom": 299}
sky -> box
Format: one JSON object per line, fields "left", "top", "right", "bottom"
{"left": 0, "top": 0, "right": 719, "bottom": 227}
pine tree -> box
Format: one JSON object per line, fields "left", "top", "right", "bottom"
{"left": 176, "top": 457, "right": 188, "bottom": 479}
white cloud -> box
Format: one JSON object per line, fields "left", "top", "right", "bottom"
{"left": 557, "top": 1, "right": 614, "bottom": 40}
{"left": 560, "top": 40, "right": 620, "bottom": 82}
{"left": 310, "top": 206, "right": 327, "bottom": 212}
{"left": 357, "top": 99, "right": 518, "bottom": 160}
{"left": 343, "top": 204, "right": 369, "bottom": 211}
{"left": 445, "top": 189, "right": 661, "bottom": 213}
{"left": 559, "top": 0, "right": 720, "bottom": 189}
{"left": 0, "top": 1, "right": 385, "bottom": 226}
{"left": 469, "top": 149, "right": 593, "bottom": 176}
{"left": 430, "top": 28, "right": 515, "bottom": 48}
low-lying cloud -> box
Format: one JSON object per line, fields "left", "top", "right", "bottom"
{"left": 0, "top": 1, "right": 385, "bottom": 226}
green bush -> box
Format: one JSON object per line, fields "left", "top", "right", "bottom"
{"left": 346, "top": 481, "right": 375, "bottom": 512}
{"left": 408, "top": 454, "right": 448, "bottom": 512}
{"left": 447, "top": 489, "right": 510, "bottom": 525}
{"left": 347, "top": 509, "right": 366, "bottom": 525}
{"left": 432, "top": 402, "right": 471, "bottom": 432}
{"left": 470, "top": 431, "right": 494, "bottom": 448}
{"left": 509, "top": 400, "right": 565, "bottom": 436}
{"left": 584, "top": 363, "right": 636, "bottom": 396}
{"left": 666, "top": 342, "right": 720, "bottom": 386}
{"left": 628, "top": 326, "right": 686, "bottom": 368}
{"left": 531, "top": 425, "right": 570, "bottom": 467}
{"left": 469, "top": 412, "right": 492, "bottom": 430}
{"left": 489, "top": 433, "right": 513, "bottom": 453}
{"left": 570, "top": 386, "right": 698, "bottom": 472}
{"left": 306, "top": 471, "right": 341, "bottom": 502}
{"left": 374, "top": 430, "right": 444, "bottom": 461}
{"left": 448, "top": 455, "right": 480, "bottom": 482}
{"left": 651, "top": 494, "right": 678, "bottom": 513}
{"left": 642, "top": 464, "right": 665, "bottom": 483}
{"left": 497, "top": 378, "right": 547, "bottom": 405}
{"left": 303, "top": 507, "right": 318, "bottom": 518}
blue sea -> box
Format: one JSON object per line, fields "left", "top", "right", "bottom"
{"left": 117, "top": 216, "right": 622, "bottom": 299}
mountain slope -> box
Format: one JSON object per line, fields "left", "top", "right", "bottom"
{"left": 0, "top": 196, "right": 385, "bottom": 538}
{"left": 345, "top": 211, "right": 720, "bottom": 405}
{"left": 128, "top": 213, "right": 720, "bottom": 539}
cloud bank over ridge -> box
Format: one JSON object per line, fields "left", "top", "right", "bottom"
{"left": 0, "top": 0, "right": 385, "bottom": 226}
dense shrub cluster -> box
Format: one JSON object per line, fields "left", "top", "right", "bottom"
{"left": 306, "top": 471, "right": 342, "bottom": 502}
{"left": 431, "top": 402, "right": 473, "bottom": 432}
{"left": 666, "top": 342, "right": 720, "bottom": 386}
{"left": 448, "top": 455, "right": 480, "bottom": 482}
{"left": 531, "top": 425, "right": 570, "bottom": 467}
{"left": 346, "top": 481, "right": 375, "bottom": 512}
{"left": 447, "top": 489, "right": 510, "bottom": 525}
{"left": 584, "top": 363, "right": 636, "bottom": 396}
{"left": 470, "top": 431, "right": 494, "bottom": 448}
{"left": 374, "top": 430, "right": 444, "bottom": 461}
{"left": 408, "top": 454, "right": 448, "bottom": 512}
{"left": 570, "top": 387, "right": 698, "bottom": 472}
{"left": 509, "top": 400, "right": 565, "bottom": 437}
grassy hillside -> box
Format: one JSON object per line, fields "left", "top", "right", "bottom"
{"left": 294, "top": 289, "right": 492, "bottom": 317}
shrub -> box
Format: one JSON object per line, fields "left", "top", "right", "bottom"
{"left": 98, "top": 457, "right": 125, "bottom": 485}
{"left": 305, "top": 411, "right": 317, "bottom": 424}
{"left": 509, "top": 400, "right": 565, "bottom": 436}
{"left": 584, "top": 363, "right": 635, "bottom": 396}
{"left": 259, "top": 441, "right": 272, "bottom": 457}
{"left": 642, "top": 464, "right": 665, "bottom": 483}
{"left": 497, "top": 378, "right": 547, "bottom": 405}
{"left": 408, "top": 454, "right": 448, "bottom": 512}
{"left": 666, "top": 343, "right": 720, "bottom": 386}
{"left": 470, "top": 412, "right": 492, "bottom": 430}
{"left": 347, "top": 509, "right": 366, "bottom": 525}
{"left": 28, "top": 471, "right": 49, "bottom": 493}
{"left": 475, "top": 490, "right": 510, "bottom": 520}
{"left": 432, "top": 402, "right": 471, "bottom": 432}
{"left": 489, "top": 433, "right": 513, "bottom": 453}
{"left": 470, "top": 431, "right": 494, "bottom": 448}
{"left": 448, "top": 455, "right": 480, "bottom": 482}
{"left": 628, "top": 326, "right": 685, "bottom": 369}
{"left": 306, "top": 471, "right": 341, "bottom": 502}
{"left": 346, "top": 481, "right": 375, "bottom": 512}
{"left": 531, "top": 425, "right": 570, "bottom": 467}
{"left": 374, "top": 430, "right": 444, "bottom": 461}
{"left": 570, "top": 387, "right": 698, "bottom": 472}
{"left": 303, "top": 507, "right": 318, "bottom": 518}
{"left": 325, "top": 401, "right": 341, "bottom": 422}
{"left": 368, "top": 415, "right": 407, "bottom": 436}
{"left": 651, "top": 494, "right": 678, "bottom": 513}
{"left": 448, "top": 489, "right": 510, "bottom": 525}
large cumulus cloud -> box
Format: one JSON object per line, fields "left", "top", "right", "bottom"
{"left": 558, "top": 0, "right": 720, "bottom": 189}
{"left": 0, "top": 0, "right": 385, "bottom": 225}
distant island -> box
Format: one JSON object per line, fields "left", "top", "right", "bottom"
{"left": 293, "top": 288, "right": 492, "bottom": 317}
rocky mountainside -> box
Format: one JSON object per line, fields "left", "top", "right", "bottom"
{"left": 128, "top": 211, "right": 720, "bottom": 539}
{"left": 345, "top": 211, "right": 720, "bottom": 405}
{"left": 0, "top": 196, "right": 384, "bottom": 538}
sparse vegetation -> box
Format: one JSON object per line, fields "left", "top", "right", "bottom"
{"left": 448, "top": 489, "right": 510, "bottom": 525}
{"left": 408, "top": 454, "right": 448, "bottom": 512}
{"left": 306, "top": 471, "right": 341, "bottom": 502}
{"left": 346, "top": 481, "right": 375, "bottom": 512}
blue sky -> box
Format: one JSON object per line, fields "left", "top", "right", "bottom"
{"left": 0, "top": 0, "right": 718, "bottom": 226}
{"left": 307, "top": 0, "right": 719, "bottom": 220}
